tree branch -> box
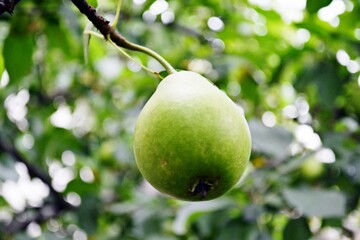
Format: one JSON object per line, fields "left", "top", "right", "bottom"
{"left": 70, "top": 0, "right": 143, "bottom": 51}
{"left": 0, "top": 135, "right": 73, "bottom": 233}
{"left": 0, "top": 0, "right": 143, "bottom": 51}
{"left": 0, "top": 137, "right": 51, "bottom": 187}
{"left": 1, "top": 0, "right": 176, "bottom": 73}
{"left": 0, "top": 0, "right": 21, "bottom": 15}
{"left": 70, "top": 0, "right": 176, "bottom": 74}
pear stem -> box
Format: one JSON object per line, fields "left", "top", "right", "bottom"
{"left": 84, "top": 30, "right": 165, "bottom": 79}
{"left": 126, "top": 42, "right": 177, "bottom": 75}
{"left": 71, "top": 0, "right": 176, "bottom": 76}
{"left": 108, "top": 37, "right": 165, "bottom": 79}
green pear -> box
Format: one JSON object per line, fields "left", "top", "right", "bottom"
{"left": 133, "top": 71, "right": 251, "bottom": 201}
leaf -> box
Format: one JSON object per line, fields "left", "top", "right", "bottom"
{"left": 76, "top": 195, "right": 99, "bottom": 234}
{"left": 240, "top": 76, "right": 260, "bottom": 104}
{"left": 306, "top": 0, "right": 332, "bottom": 14}
{"left": 44, "top": 23, "right": 73, "bottom": 58}
{"left": 283, "top": 188, "right": 346, "bottom": 217}
{"left": 243, "top": 204, "right": 264, "bottom": 223}
{"left": 249, "top": 120, "right": 293, "bottom": 159}
{"left": 65, "top": 179, "right": 98, "bottom": 195}
{"left": 0, "top": 157, "right": 18, "bottom": 181}
{"left": 172, "top": 199, "right": 233, "bottom": 235}
{"left": 294, "top": 61, "right": 345, "bottom": 110}
{"left": 283, "top": 218, "right": 311, "bottom": 240}
{"left": 215, "top": 221, "right": 259, "bottom": 240}
{"left": 107, "top": 202, "right": 139, "bottom": 215}
{"left": 3, "top": 32, "right": 34, "bottom": 84}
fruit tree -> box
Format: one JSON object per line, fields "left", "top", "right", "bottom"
{"left": 0, "top": 0, "right": 359, "bottom": 239}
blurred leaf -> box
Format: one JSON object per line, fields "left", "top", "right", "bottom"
{"left": 283, "top": 188, "right": 346, "bottom": 217}
{"left": 35, "top": 129, "right": 85, "bottom": 162}
{"left": 3, "top": 32, "right": 34, "bottom": 84}
{"left": 243, "top": 204, "right": 264, "bottom": 223}
{"left": 143, "top": 235, "right": 178, "bottom": 240}
{"left": 130, "top": 199, "right": 172, "bottom": 237}
{"left": 306, "top": 0, "right": 332, "bottom": 14}
{"left": 258, "top": 233, "right": 272, "bottom": 240}
{"left": 215, "top": 221, "right": 258, "bottom": 240}
{"left": 249, "top": 120, "right": 293, "bottom": 159}
{"left": 322, "top": 218, "right": 343, "bottom": 228}
{"left": 173, "top": 199, "right": 233, "bottom": 235}
{"left": 283, "top": 217, "right": 311, "bottom": 240}
{"left": 76, "top": 195, "right": 99, "bottom": 234}
{"left": 65, "top": 179, "right": 98, "bottom": 195}
{"left": 295, "top": 61, "right": 346, "bottom": 109}
{"left": 44, "top": 22, "right": 73, "bottom": 58}
{"left": 41, "top": 232, "right": 68, "bottom": 240}
{"left": 0, "top": 158, "right": 18, "bottom": 181}
{"left": 107, "top": 202, "right": 139, "bottom": 215}
{"left": 240, "top": 77, "right": 260, "bottom": 105}
{"left": 349, "top": 155, "right": 360, "bottom": 181}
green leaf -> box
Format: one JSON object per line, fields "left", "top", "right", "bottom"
{"left": 76, "top": 195, "right": 99, "bottom": 234}
{"left": 283, "top": 188, "right": 346, "bottom": 217}
{"left": 240, "top": 76, "right": 260, "bottom": 104}
{"left": 3, "top": 32, "right": 34, "bottom": 84}
{"left": 0, "top": 157, "right": 19, "bottom": 181}
{"left": 283, "top": 218, "right": 311, "bottom": 240}
{"left": 216, "top": 221, "right": 259, "bottom": 240}
{"left": 65, "top": 179, "right": 98, "bottom": 195}
{"left": 173, "top": 199, "right": 233, "bottom": 235}
{"left": 249, "top": 120, "right": 293, "bottom": 159}
{"left": 45, "top": 23, "right": 73, "bottom": 58}
{"left": 306, "top": 0, "right": 332, "bottom": 14}
{"left": 295, "top": 61, "right": 345, "bottom": 109}
{"left": 243, "top": 204, "right": 264, "bottom": 223}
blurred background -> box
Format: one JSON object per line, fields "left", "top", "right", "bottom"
{"left": 0, "top": 0, "right": 359, "bottom": 239}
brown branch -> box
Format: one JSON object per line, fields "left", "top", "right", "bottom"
{"left": 0, "top": 135, "right": 73, "bottom": 233}
{"left": 0, "top": 0, "right": 21, "bottom": 15}
{"left": 0, "top": 136, "right": 54, "bottom": 194}
{"left": 71, "top": 0, "right": 176, "bottom": 74}
{"left": 70, "top": 0, "right": 139, "bottom": 51}
{"left": 2, "top": 0, "right": 176, "bottom": 73}
{"left": 0, "top": 0, "right": 130, "bottom": 52}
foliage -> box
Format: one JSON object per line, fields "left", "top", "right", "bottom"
{"left": 0, "top": 0, "right": 359, "bottom": 239}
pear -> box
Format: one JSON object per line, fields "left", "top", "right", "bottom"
{"left": 133, "top": 71, "right": 251, "bottom": 201}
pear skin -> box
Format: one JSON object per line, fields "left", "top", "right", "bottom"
{"left": 134, "top": 71, "right": 251, "bottom": 201}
